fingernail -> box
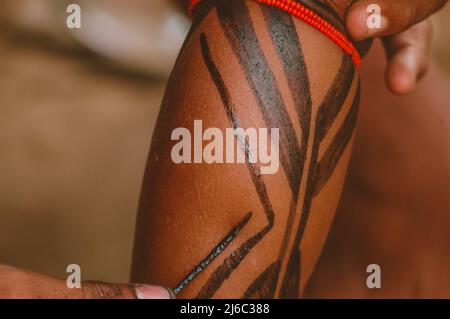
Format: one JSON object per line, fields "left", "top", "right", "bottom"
{"left": 135, "top": 285, "right": 175, "bottom": 299}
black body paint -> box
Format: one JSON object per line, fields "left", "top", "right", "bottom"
{"left": 313, "top": 85, "right": 360, "bottom": 196}
{"left": 216, "top": 0, "right": 303, "bottom": 196}
{"left": 196, "top": 32, "right": 276, "bottom": 299}
{"left": 260, "top": 5, "right": 312, "bottom": 296}
{"left": 173, "top": 0, "right": 360, "bottom": 298}
{"left": 280, "top": 55, "right": 358, "bottom": 298}
{"left": 173, "top": 211, "right": 253, "bottom": 295}
{"left": 243, "top": 261, "right": 281, "bottom": 298}
{"left": 316, "top": 56, "right": 355, "bottom": 142}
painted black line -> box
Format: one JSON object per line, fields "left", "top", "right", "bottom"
{"left": 313, "top": 84, "right": 360, "bottom": 196}
{"left": 216, "top": 0, "right": 302, "bottom": 195}
{"left": 195, "top": 32, "right": 276, "bottom": 298}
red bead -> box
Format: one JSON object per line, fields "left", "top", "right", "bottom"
{"left": 189, "top": 0, "right": 360, "bottom": 69}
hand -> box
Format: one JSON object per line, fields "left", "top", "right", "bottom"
{"left": 0, "top": 263, "right": 174, "bottom": 299}
{"left": 346, "top": 0, "right": 448, "bottom": 94}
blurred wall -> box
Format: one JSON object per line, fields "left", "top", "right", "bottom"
{"left": 0, "top": 1, "right": 170, "bottom": 282}
{"left": 0, "top": 2, "right": 449, "bottom": 283}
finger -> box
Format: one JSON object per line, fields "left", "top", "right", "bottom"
{"left": 81, "top": 281, "right": 175, "bottom": 299}
{"left": 0, "top": 264, "right": 72, "bottom": 298}
{"left": 0, "top": 264, "right": 174, "bottom": 299}
{"left": 346, "top": 0, "right": 447, "bottom": 40}
{"left": 382, "top": 20, "right": 433, "bottom": 95}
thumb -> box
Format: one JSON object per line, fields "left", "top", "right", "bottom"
{"left": 0, "top": 264, "right": 175, "bottom": 299}
{"left": 81, "top": 281, "right": 175, "bottom": 299}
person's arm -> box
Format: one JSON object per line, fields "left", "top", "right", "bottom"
{"left": 131, "top": 0, "right": 360, "bottom": 298}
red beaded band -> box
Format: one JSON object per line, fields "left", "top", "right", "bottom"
{"left": 188, "top": 0, "right": 361, "bottom": 69}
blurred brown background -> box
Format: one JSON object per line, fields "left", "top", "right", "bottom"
{"left": 0, "top": 1, "right": 449, "bottom": 284}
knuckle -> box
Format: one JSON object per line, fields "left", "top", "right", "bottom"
{"left": 82, "top": 281, "right": 128, "bottom": 299}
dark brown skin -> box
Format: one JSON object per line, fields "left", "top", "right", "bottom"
{"left": 0, "top": 0, "right": 446, "bottom": 299}
{"left": 306, "top": 42, "right": 450, "bottom": 298}
{"left": 131, "top": 0, "right": 360, "bottom": 298}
